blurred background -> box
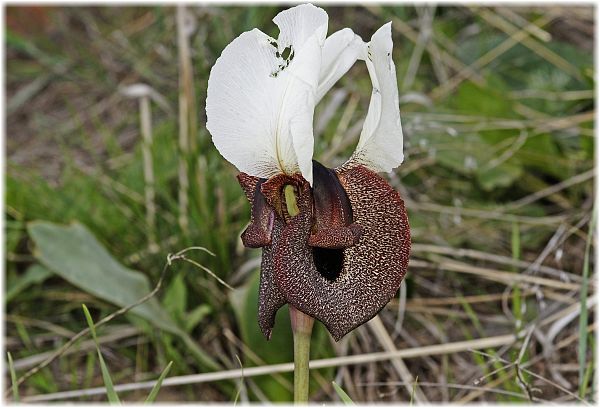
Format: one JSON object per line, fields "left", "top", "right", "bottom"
{"left": 5, "top": 4, "right": 595, "bottom": 403}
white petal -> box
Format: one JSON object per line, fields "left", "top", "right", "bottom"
{"left": 273, "top": 3, "right": 328, "bottom": 51}
{"left": 345, "top": 23, "right": 404, "bottom": 173}
{"left": 316, "top": 28, "right": 366, "bottom": 102}
{"left": 206, "top": 4, "right": 328, "bottom": 185}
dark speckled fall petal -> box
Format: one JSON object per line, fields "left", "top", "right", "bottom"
{"left": 273, "top": 164, "right": 410, "bottom": 341}
{"left": 237, "top": 173, "right": 260, "bottom": 202}
{"left": 237, "top": 162, "right": 410, "bottom": 341}
{"left": 256, "top": 217, "right": 287, "bottom": 339}
{"left": 241, "top": 178, "right": 274, "bottom": 248}
{"left": 237, "top": 173, "right": 286, "bottom": 339}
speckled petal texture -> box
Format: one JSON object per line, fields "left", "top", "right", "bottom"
{"left": 274, "top": 164, "right": 410, "bottom": 341}
{"left": 238, "top": 164, "right": 410, "bottom": 341}
{"left": 238, "top": 173, "right": 286, "bottom": 339}
{"left": 257, "top": 217, "right": 288, "bottom": 339}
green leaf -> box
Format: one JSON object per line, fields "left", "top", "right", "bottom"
{"left": 82, "top": 304, "right": 121, "bottom": 404}
{"left": 7, "top": 352, "right": 19, "bottom": 402}
{"left": 185, "top": 304, "right": 211, "bottom": 332}
{"left": 476, "top": 161, "right": 523, "bottom": 191}
{"left": 6, "top": 264, "right": 52, "bottom": 303}
{"left": 332, "top": 381, "right": 354, "bottom": 405}
{"left": 518, "top": 133, "right": 566, "bottom": 178}
{"left": 451, "top": 74, "right": 514, "bottom": 117}
{"left": 433, "top": 133, "right": 486, "bottom": 174}
{"left": 431, "top": 130, "right": 523, "bottom": 190}
{"left": 163, "top": 274, "right": 187, "bottom": 321}
{"left": 27, "top": 221, "right": 220, "bottom": 372}
{"left": 145, "top": 361, "right": 173, "bottom": 403}
{"left": 28, "top": 221, "right": 179, "bottom": 334}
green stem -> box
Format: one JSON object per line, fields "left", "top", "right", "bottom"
{"left": 290, "top": 306, "right": 314, "bottom": 404}
{"left": 284, "top": 184, "right": 314, "bottom": 404}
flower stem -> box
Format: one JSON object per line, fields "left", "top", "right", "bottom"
{"left": 284, "top": 184, "right": 315, "bottom": 404}
{"left": 290, "top": 305, "right": 314, "bottom": 404}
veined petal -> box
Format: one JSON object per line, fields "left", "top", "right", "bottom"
{"left": 273, "top": 3, "right": 328, "bottom": 52}
{"left": 316, "top": 28, "right": 366, "bottom": 103}
{"left": 206, "top": 4, "right": 328, "bottom": 185}
{"left": 345, "top": 23, "right": 404, "bottom": 173}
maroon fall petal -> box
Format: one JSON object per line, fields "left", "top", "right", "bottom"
{"left": 237, "top": 173, "right": 260, "bottom": 202}
{"left": 274, "top": 164, "right": 410, "bottom": 341}
{"left": 237, "top": 163, "right": 410, "bottom": 341}
{"left": 256, "top": 217, "right": 287, "bottom": 339}
{"left": 241, "top": 178, "right": 275, "bottom": 248}
{"left": 237, "top": 173, "right": 286, "bottom": 339}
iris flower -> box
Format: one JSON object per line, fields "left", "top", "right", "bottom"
{"left": 206, "top": 4, "right": 410, "bottom": 342}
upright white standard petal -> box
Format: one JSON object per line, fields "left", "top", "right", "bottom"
{"left": 206, "top": 4, "right": 328, "bottom": 185}
{"left": 316, "top": 28, "right": 366, "bottom": 103}
{"left": 345, "top": 22, "right": 404, "bottom": 173}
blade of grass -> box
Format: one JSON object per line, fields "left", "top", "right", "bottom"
{"left": 578, "top": 206, "right": 596, "bottom": 390}
{"left": 409, "top": 376, "right": 418, "bottom": 405}
{"left": 232, "top": 355, "right": 244, "bottom": 405}
{"left": 145, "top": 361, "right": 173, "bottom": 403}
{"left": 139, "top": 93, "right": 157, "bottom": 251}
{"left": 579, "top": 333, "right": 594, "bottom": 400}
{"left": 591, "top": 332, "right": 597, "bottom": 400}
{"left": 84, "top": 351, "right": 97, "bottom": 390}
{"left": 332, "top": 381, "right": 354, "bottom": 405}
{"left": 7, "top": 352, "right": 20, "bottom": 402}
{"left": 578, "top": 206, "right": 596, "bottom": 395}
{"left": 82, "top": 304, "right": 121, "bottom": 404}
{"left": 510, "top": 222, "right": 530, "bottom": 395}
{"left": 511, "top": 222, "right": 523, "bottom": 330}
{"left": 459, "top": 297, "right": 517, "bottom": 400}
